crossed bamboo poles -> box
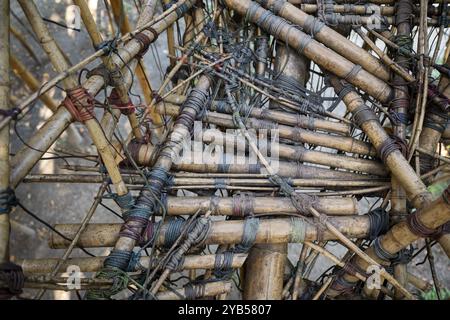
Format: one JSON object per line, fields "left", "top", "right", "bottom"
{"left": 1, "top": 0, "right": 449, "bottom": 300}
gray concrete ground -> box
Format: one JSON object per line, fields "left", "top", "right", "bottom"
{"left": 6, "top": 0, "right": 449, "bottom": 300}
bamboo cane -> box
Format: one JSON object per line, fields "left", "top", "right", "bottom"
{"left": 9, "top": 25, "right": 40, "bottom": 64}
{"left": 10, "top": 0, "right": 196, "bottom": 188}
{"left": 49, "top": 215, "right": 372, "bottom": 248}
{"left": 328, "top": 77, "right": 432, "bottom": 208}
{"left": 157, "top": 281, "right": 232, "bottom": 300}
{"left": 18, "top": 253, "right": 247, "bottom": 275}
{"left": 258, "top": 0, "right": 390, "bottom": 82}
{"left": 0, "top": 0, "right": 10, "bottom": 264}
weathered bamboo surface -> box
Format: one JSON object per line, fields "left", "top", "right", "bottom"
{"left": 50, "top": 216, "right": 371, "bottom": 248}
{"left": 2, "top": 0, "right": 449, "bottom": 301}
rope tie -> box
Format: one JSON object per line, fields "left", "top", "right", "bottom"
{"left": 184, "top": 282, "right": 206, "bottom": 300}
{"left": 232, "top": 192, "right": 254, "bottom": 217}
{"left": 0, "top": 108, "right": 21, "bottom": 120}
{"left": 104, "top": 250, "right": 133, "bottom": 271}
{"left": 372, "top": 237, "right": 398, "bottom": 262}
{"left": 0, "top": 262, "right": 24, "bottom": 299}
{"left": 367, "top": 208, "right": 390, "bottom": 240}
{"left": 164, "top": 218, "right": 185, "bottom": 249}
{"left": 351, "top": 104, "right": 378, "bottom": 128}
{"left": 62, "top": 86, "right": 95, "bottom": 123}
{"left": 214, "top": 251, "right": 235, "bottom": 279}
{"left": 119, "top": 216, "right": 148, "bottom": 243}
{"left": 133, "top": 27, "right": 159, "bottom": 59}
{"left": 107, "top": 88, "right": 136, "bottom": 115}
{"left": 85, "top": 267, "right": 130, "bottom": 300}
{"left": 0, "top": 188, "right": 18, "bottom": 215}
{"left": 344, "top": 65, "right": 362, "bottom": 83}
{"left": 406, "top": 212, "right": 444, "bottom": 239}
{"left": 290, "top": 217, "right": 306, "bottom": 243}
{"left": 234, "top": 216, "right": 260, "bottom": 253}
{"left": 378, "top": 136, "right": 408, "bottom": 163}
{"left": 110, "top": 192, "right": 135, "bottom": 211}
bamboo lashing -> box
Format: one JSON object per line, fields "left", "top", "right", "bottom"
{"left": 2, "top": 0, "right": 449, "bottom": 301}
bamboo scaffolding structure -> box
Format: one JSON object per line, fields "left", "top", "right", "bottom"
{"left": 9, "top": 0, "right": 196, "bottom": 188}
{"left": 49, "top": 215, "right": 372, "bottom": 248}
{"left": 329, "top": 187, "right": 450, "bottom": 298}
{"left": 17, "top": 0, "right": 129, "bottom": 198}
{"left": 257, "top": 0, "right": 390, "bottom": 82}
{"left": 223, "top": 0, "right": 394, "bottom": 104}
{"left": 0, "top": 0, "right": 10, "bottom": 265}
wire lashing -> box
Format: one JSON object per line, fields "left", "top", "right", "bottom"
{"left": 0, "top": 262, "right": 24, "bottom": 300}
{"left": 62, "top": 86, "right": 95, "bottom": 123}
{"left": 107, "top": 88, "right": 136, "bottom": 115}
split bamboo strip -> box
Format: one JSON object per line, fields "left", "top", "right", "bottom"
{"left": 223, "top": 0, "right": 394, "bottom": 103}
{"left": 156, "top": 103, "right": 376, "bottom": 155}
{"left": 18, "top": 0, "right": 128, "bottom": 197}
{"left": 0, "top": 0, "right": 10, "bottom": 264}
{"left": 257, "top": 0, "right": 390, "bottom": 82}
{"left": 329, "top": 77, "right": 432, "bottom": 208}
{"left": 49, "top": 215, "right": 372, "bottom": 248}
{"left": 10, "top": 0, "right": 196, "bottom": 188}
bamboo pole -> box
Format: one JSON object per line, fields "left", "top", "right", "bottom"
{"left": 74, "top": 0, "right": 144, "bottom": 140}
{"left": 0, "top": 0, "right": 10, "bottom": 264}
{"left": 18, "top": 253, "right": 248, "bottom": 275}
{"left": 21, "top": 171, "right": 388, "bottom": 189}
{"left": 258, "top": 0, "right": 390, "bottom": 82}
{"left": 49, "top": 215, "right": 372, "bottom": 248}
{"left": 109, "top": 0, "right": 164, "bottom": 138}
{"left": 328, "top": 77, "right": 432, "bottom": 208}
{"left": 10, "top": 0, "right": 196, "bottom": 188}
{"left": 9, "top": 25, "right": 40, "bottom": 64}
{"left": 328, "top": 187, "right": 450, "bottom": 299}
{"left": 18, "top": 0, "right": 128, "bottom": 197}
